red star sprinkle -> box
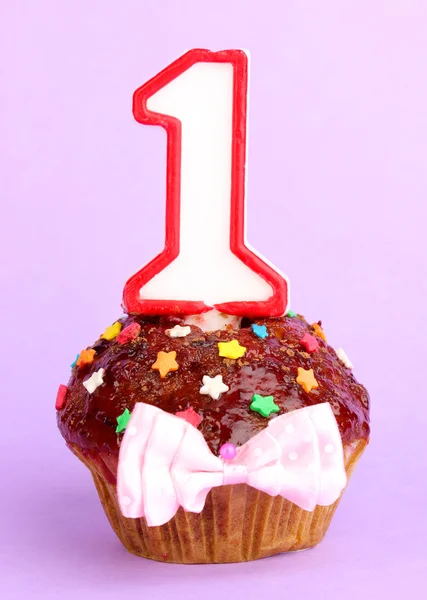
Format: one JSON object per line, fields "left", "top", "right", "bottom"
{"left": 117, "top": 322, "right": 141, "bottom": 344}
{"left": 175, "top": 407, "right": 203, "bottom": 428}
{"left": 300, "top": 333, "right": 320, "bottom": 353}
{"left": 55, "top": 384, "right": 68, "bottom": 410}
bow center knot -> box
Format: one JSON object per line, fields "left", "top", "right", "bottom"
{"left": 222, "top": 461, "right": 248, "bottom": 486}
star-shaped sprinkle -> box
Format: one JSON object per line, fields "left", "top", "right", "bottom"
{"left": 70, "top": 354, "right": 79, "bottom": 368}
{"left": 151, "top": 351, "right": 179, "bottom": 378}
{"left": 175, "top": 407, "right": 202, "bottom": 428}
{"left": 218, "top": 340, "right": 246, "bottom": 359}
{"left": 300, "top": 333, "right": 320, "bottom": 353}
{"left": 200, "top": 374, "right": 229, "bottom": 400}
{"left": 311, "top": 322, "right": 326, "bottom": 341}
{"left": 287, "top": 310, "right": 297, "bottom": 318}
{"left": 250, "top": 394, "right": 280, "bottom": 418}
{"left": 76, "top": 348, "right": 96, "bottom": 368}
{"left": 117, "top": 322, "right": 141, "bottom": 344}
{"left": 101, "top": 321, "right": 122, "bottom": 341}
{"left": 116, "top": 408, "right": 132, "bottom": 433}
{"left": 336, "top": 348, "right": 353, "bottom": 369}
{"left": 55, "top": 384, "right": 68, "bottom": 410}
{"left": 83, "top": 368, "right": 105, "bottom": 394}
{"left": 166, "top": 324, "right": 191, "bottom": 338}
{"left": 296, "top": 367, "right": 319, "bottom": 393}
{"left": 251, "top": 324, "right": 268, "bottom": 339}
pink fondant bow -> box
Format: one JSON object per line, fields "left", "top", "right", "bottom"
{"left": 117, "top": 402, "right": 346, "bottom": 526}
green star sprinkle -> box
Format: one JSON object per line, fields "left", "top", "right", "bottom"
{"left": 286, "top": 310, "right": 297, "bottom": 318}
{"left": 250, "top": 394, "right": 280, "bottom": 418}
{"left": 116, "top": 408, "right": 132, "bottom": 433}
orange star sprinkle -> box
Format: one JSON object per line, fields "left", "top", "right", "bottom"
{"left": 151, "top": 351, "right": 179, "bottom": 378}
{"left": 311, "top": 323, "right": 326, "bottom": 341}
{"left": 296, "top": 367, "right": 319, "bottom": 393}
{"left": 76, "top": 348, "right": 96, "bottom": 368}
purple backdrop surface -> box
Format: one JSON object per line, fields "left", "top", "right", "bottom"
{"left": 1, "top": 1, "right": 426, "bottom": 598}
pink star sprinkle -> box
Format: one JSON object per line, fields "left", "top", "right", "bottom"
{"left": 117, "top": 322, "right": 141, "bottom": 344}
{"left": 55, "top": 384, "right": 68, "bottom": 410}
{"left": 300, "top": 333, "right": 320, "bottom": 353}
{"left": 175, "top": 407, "right": 202, "bottom": 428}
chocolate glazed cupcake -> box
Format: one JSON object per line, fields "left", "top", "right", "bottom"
{"left": 56, "top": 312, "right": 369, "bottom": 563}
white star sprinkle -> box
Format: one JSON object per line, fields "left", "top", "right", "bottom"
{"left": 166, "top": 324, "right": 192, "bottom": 338}
{"left": 83, "top": 368, "right": 105, "bottom": 394}
{"left": 200, "top": 374, "right": 229, "bottom": 400}
{"left": 336, "top": 348, "right": 353, "bottom": 369}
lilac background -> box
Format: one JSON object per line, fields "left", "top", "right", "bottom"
{"left": 1, "top": 0, "right": 426, "bottom": 597}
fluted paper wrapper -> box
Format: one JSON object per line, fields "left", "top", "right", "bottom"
{"left": 70, "top": 440, "right": 366, "bottom": 564}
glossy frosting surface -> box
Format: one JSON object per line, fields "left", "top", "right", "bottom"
{"left": 57, "top": 314, "right": 370, "bottom": 456}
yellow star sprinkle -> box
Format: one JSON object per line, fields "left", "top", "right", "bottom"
{"left": 296, "top": 367, "right": 319, "bottom": 393}
{"left": 218, "top": 339, "right": 247, "bottom": 360}
{"left": 101, "top": 321, "right": 122, "bottom": 341}
{"left": 311, "top": 322, "right": 326, "bottom": 342}
{"left": 152, "top": 351, "right": 179, "bottom": 378}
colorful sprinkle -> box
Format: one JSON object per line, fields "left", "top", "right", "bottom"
{"left": 200, "top": 374, "right": 229, "bottom": 400}
{"left": 83, "top": 368, "right": 105, "bottom": 394}
{"left": 251, "top": 324, "right": 268, "bottom": 339}
{"left": 117, "top": 322, "right": 141, "bottom": 344}
{"left": 336, "top": 348, "right": 353, "bottom": 369}
{"left": 219, "top": 443, "right": 237, "bottom": 460}
{"left": 175, "top": 407, "right": 202, "bottom": 428}
{"left": 311, "top": 322, "right": 326, "bottom": 341}
{"left": 70, "top": 354, "right": 79, "bottom": 368}
{"left": 151, "top": 351, "right": 179, "bottom": 378}
{"left": 218, "top": 339, "right": 246, "bottom": 360}
{"left": 166, "top": 324, "right": 191, "bottom": 338}
{"left": 76, "top": 348, "right": 96, "bottom": 368}
{"left": 250, "top": 394, "right": 280, "bottom": 418}
{"left": 300, "top": 333, "right": 320, "bottom": 353}
{"left": 101, "top": 321, "right": 122, "bottom": 341}
{"left": 287, "top": 310, "right": 297, "bottom": 318}
{"left": 55, "top": 384, "right": 68, "bottom": 410}
{"left": 116, "top": 408, "right": 132, "bottom": 433}
{"left": 296, "top": 367, "right": 319, "bottom": 393}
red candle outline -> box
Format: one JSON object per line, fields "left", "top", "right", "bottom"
{"left": 123, "top": 49, "right": 288, "bottom": 316}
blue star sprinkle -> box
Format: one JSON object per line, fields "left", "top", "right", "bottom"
{"left": 71, "top": 354, "right": 80, "bottom": 368}
{"left": 251, "top": 324, "right": 268, "bottom": 339}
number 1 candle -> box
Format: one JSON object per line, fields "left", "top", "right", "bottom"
{"left": 123, "top": 49, "right": 289, "bottom": 317}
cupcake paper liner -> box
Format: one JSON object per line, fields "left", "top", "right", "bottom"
{"left": 70, "top": 439, "right": 367, "bottom": 564}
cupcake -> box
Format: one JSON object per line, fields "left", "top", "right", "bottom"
{"left": 56, "top": 310, "right": 369, "bottom": 563}
{"left": 57, "top": 47, "right": 370, "bottom": 563}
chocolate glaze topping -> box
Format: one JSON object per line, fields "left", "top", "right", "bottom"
{"left": 57, "top": 314, "right": 370, "bottom": 457}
